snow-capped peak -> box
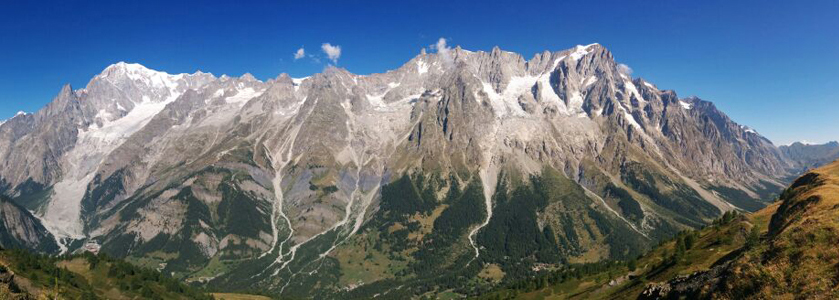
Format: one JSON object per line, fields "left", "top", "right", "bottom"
{"left": 291, "top": 77, "right": 309, "bottom": 86}
{"left": 101, "top": 62, "right": 163, "bottom": 79}
{"left": 570, "top": 43, "right": 599, "bottom": 61}
{"left": 739, "top": 125, "right": 757, "bottom": 134}
{"left": 1, "top": 111, "right": 30, "bottom": 126}
{"left": 97, "top": 61, "right": 193, "bottom": 92}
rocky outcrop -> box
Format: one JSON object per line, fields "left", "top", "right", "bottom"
{"left": 639, "top": 262, "right": 730, "bottom": 299}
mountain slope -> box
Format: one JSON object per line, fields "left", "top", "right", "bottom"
{"left": 0, "top": 43, "right": 800, "bottom": 298}
{"left": 632, "top": 159, "right": 839, "bottom": 299}
{"left": 780, "top": 141, "right": 839, "bottom": 172}
{"left": 705, "top": 158, "right": 839, "bottom": 298}
{"left": 0, "top": 197, "right": 58, "bottom": 253}
{"left": 478, "top": 159, "right": 839, "bottom": 299}
{"left": 475, "top": 199, "right": 780, "bottom": 299}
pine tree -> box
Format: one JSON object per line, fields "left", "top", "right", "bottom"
{"left": 684, "top": 231, "right": 696, "bottom": 249}
{"left": 746, "top": 225, "right": 761, "bottom": 248}
{"left": 674, "top": 236, "right": 686, "bottom": 262}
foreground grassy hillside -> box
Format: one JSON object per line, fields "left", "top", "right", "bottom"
{"left": 476, "top": 202, "right": 777, "bottom": 300}
{"left": 0, "top": 249, "right": 215, "bottom": 299}
{"left": 479, "top": 159, "right": 839, "bottom": 299}
{"left": 707, "top": 160, "right": 839, "bottom": 298}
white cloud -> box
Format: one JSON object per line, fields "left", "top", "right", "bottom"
{"left": 431, "top": 37, "right": 453, "bottom": 67}
{"left": 321, "top": 43, "right": 342, "bottom": 63}
{"left": 294, "top": 47, "right": 305, "bottom": 60}
{"left": 618, "top": 63, "right": 633, "bottom": 75}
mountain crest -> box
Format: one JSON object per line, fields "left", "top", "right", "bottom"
{"left": 0, "top": 42, "right": 812, "bottom": 299}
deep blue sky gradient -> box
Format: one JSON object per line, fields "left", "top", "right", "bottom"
{"left": 1, "top": 0, "right": 836, "bottom": 145}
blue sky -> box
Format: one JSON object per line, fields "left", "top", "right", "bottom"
{"left": 1, "top": 0, "right": 836, "bottom": 145}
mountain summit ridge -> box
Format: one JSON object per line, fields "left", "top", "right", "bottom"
{"left": 0, "top": 43, "right": 815, "bottom": 298}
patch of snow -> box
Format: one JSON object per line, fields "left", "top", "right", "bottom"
{"left": 94, "top": 94, "right": 180, "bottom": 141}
{"left": 387, "top": 82, "right": 400, "bottom": 89}
{"left": 225, "top": 87, "right": 260, "bottom": 105}
{"left": 536, "top": 58, "right": 572, "bottom": 114}
{"left": 740, "top": 125, "right": 757, "bottom": 134}
{"left": 570, "top": 44, "right": 598, "bottom": 61}
{"left": 481, "top": 77, "right": 535, "bottom": 117}
{"left": 198, "top": 87, "right": 265, "bottom": 127}
{"left": 620, "top": 106, "right": 642, "bottom": 130}
{"left": 291, "top": 77, "right": 309, "bottom": 92}
{"left": 213, "top": 88, "right": 225, "bottom": 98}
{"left": 568, "top": 91, "right": 585, "bottom": 113}
{"left": 679, "top": 100, "right": 693, "bottom": 110}
{"left": 537, "top": 75, "right": 565, "bottom": 110}
{"left": 550, "top": 55, "right": 567, "bottom": 71}
{"left": 624, "top": 81, "right": 646, "bottom": 104}
{"left": 480, "top": 59, "right": 585, "bottom": 117}
{"left": 291, "top": 77, "right": 308, "bottom": 85}
{"left": 643, "top": 81, "right": 656, "bottom": 89}
{"left": 584, "top": 76, "right": 598, "bottom": 87}
{"left": 367, "top": 93, "right": 420, "bottom": 112}
{"left": 417, "top": 60, "right": 429, "bottom": 74}
{"left": 366, "top": 94, "right": 385, "bottom": 108}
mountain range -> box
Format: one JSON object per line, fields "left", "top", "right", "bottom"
{"left": 0, "top": 43, "right": 837, "bottom": 298}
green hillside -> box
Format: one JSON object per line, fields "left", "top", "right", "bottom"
{"left": 0, "top": 248, "right": 216, "bottom": 299}
{"left": 475, "top": 201, "right": 780, "bottom": 299}
{"left": 478, "top": 159, "right": 839, "bottom": 299}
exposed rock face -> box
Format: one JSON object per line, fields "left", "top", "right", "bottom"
{"left": 0, "top": 197, "right": 58, "bottom": 253}
{"left": 638, "top": 261, "right": 731, "bottom": 300}
{"left": 0, "top": 44, "right": 806, "bottom": 297}
{"left": 0, "top": 269, "right": 29, "bottom": 300}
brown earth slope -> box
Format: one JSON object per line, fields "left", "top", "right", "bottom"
{"left": 712, "top": 159, "right": 839, "bottom": 298}
{"left": 640, "top": 159, "right": 839, "bottom": 299}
